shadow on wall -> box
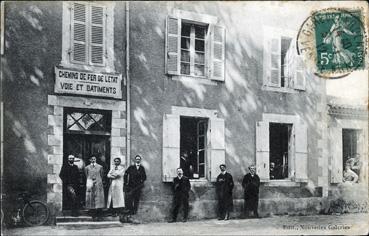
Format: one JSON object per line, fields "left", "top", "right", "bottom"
{"left": 3, "top": 2, "right": 63, "bottom": 200}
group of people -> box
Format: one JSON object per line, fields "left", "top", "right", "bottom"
{"left": 60, "top": 154, "right": 261, "bottom": 222}
{"left": 168, "top": 164, "right": 260, "bottom": 222}
{"left": 59, "top": 154, "right": 146, "bottom": 219}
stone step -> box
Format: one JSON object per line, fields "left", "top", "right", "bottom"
{"left": 56, "top": 216, "right": 120, "bottom": 223}
{"left": 56, "top": 220, "right": 122, "bottom": 228}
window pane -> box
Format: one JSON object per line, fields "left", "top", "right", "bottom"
{"left": 195, "top": 40, "right": 205, "bottom": 51}
{"left": 198, "top": 122, "right": 205, "bottom": 134}
{"left": 181, "top": 23, "right": 191, "bottom": 37}
{"left": 199, "top": 136, "right": 205, "bottom": 150}
{"left": 181, "top": 50, "right": 190, "bottom": 62}
{"left": 194, "top": 65, "right": 205, "bottom": 76}
{"left": 195, "top": 25, "right": 206, "bottom": 39}
{"left": 199, "top": 150, "right": 205, "bottom": 164}
{"left": 195, "top": 52, "right": 205, "bottom": 64}
{"left": 271, "top": 69, "right": 279, "bottom": 85}
{"left": 199, "top": 164, "right": 205, "bottom": 178}
{"left": 181, "top": 37, "right": 190, "bottom": 49}
{"left": 181, "top": 63, "right": 190, "bottom": 75}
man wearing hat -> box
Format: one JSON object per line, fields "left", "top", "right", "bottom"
{"left": 107, "top": 157, "right": 125, "bottom": 216}
{"left": 216, "top": 164, "right": 234, "bottom": 220}
{"left": 242, "top": 165, "right": 260, "bottom": 218}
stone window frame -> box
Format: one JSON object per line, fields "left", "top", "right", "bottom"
{"left": 47, "top": 95, "right": 126, "bottom": 212}
{"left": 61, "top": 1, "right": 115, "bottom": 73}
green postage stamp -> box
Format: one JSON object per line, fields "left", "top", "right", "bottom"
{"left": 297, "top": 8, "right": 367, "bottom": 78}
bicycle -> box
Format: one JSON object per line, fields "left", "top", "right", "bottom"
{"left": 1, "top": 192, "right": 50, "bottom": 227}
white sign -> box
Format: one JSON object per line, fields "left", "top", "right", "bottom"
{"left": 54, "top": 67, "right": 123, "bottom": 99}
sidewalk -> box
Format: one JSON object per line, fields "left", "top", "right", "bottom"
{"left": 2, "top": 213, "right": 369, "bottom": 235}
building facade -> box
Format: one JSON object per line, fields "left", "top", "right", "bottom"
{"left": 1, "top": 1, "right": 368, "bottom": 223}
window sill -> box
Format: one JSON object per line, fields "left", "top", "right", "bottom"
{"left": 261, "top": 85, "right": 299, "bottom": 94}
{"left": 59, "top": 62, "right": 115, "bottom": 74}
{"left": 172, "top": 75, "right": 218, "bottom": 86}
{"left": 189, "top": 179, "right": 212, "bottom": 187}
{"left": 263, "top": 180, "right": 301, "bottom": 187}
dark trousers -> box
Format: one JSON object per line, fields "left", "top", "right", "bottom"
{"left": 244, "top": 198, "right": 259, "bottom": 218}
{"left": 65, "top": 185, "right": 79, "bottom": 215}
{"left": 172, "top": 196, "right": 189, "bottom": 220}
{"left": 218, "top": 200, "right": 230, "bottom": 219}
{"left": 126, "top": 189, "right": 141, "bottom": 215}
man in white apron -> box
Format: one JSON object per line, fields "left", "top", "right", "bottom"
{"left": 107, "top": 157, "right": 125, "bottom": 216}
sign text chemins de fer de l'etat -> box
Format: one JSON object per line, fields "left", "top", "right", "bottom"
{"left": 54, "top": 67, "right": 123, "bottom": 99}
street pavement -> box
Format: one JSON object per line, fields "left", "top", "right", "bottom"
{"left": 2, "top": 213, "right": 368, "bottom": 235}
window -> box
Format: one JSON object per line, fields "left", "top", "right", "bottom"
{"left": 180, "top": 117, "right": 208, "bottom": 179}
{"left": 342, "top": 129, "right": 362, "bottom": 183}
{"left": 162, "top": 107, "right": 225, "bottom": 182}
{"left": 62, "top": 2, "right": 115, "bottom": 71}
{"left": 166, "top": 10, "right": 225, "bottom": 81}
{"left": 256, "top": 114, "right": 307, "bottom": 183}
{"left": 269, "top": 123, "right": 293, "bottom": 180}
{"left": 263, "top": 26, "right": 305, "bottom": 91}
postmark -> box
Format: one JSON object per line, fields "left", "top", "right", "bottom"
{"left": 297, "top": 8, "right": 367, "bottom": 79}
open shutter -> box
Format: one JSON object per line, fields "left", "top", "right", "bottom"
{"left": 165, "top": 16, "right": 180, "bottom": 75}
{"left": 90, "top": 4, "right": 105, "bottom": 66}
{"left": 210, "top": 25, "right": 225, "bottom": 81}
{"left": 295, "top": 121, "right": 308, "bottom": 182}
{"left": 256, "top": 121, "right": 269, "bottom": 181}
{"left": 293, "top": 56, "right": 306, "bottom": 90}
{"left": 330, "top": 127, "right": 343, "bottom": 183}
{"left": 210, "top": 118, "right": 225, "bottom": 182}
{"left": 162, "top": 114, "right": 180, "bottom": 182}
{"left": 71, "top": 2, "right": 88, "bottom": 63}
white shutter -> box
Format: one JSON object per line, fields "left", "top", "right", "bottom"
{"left": 331, "top": 127, "right": 343, "bottom": 183}
{"left": 295, "top": 121, "right": 308, "bottom": 182}
{"left": 256, "top": 121, "right": 269, "bottom": 181}
{"left": 210, "top": 25, "right": 225, "bottom": 81}
{"left": 294, "top": 56, "right": 306, "bottom": 90}
{"left": 162, "top": 114, "right": 180, "bottom": 182}
{"left": 165, "top": 16, "right": 180, "bottom": 75}
{"left": 71, "top": 2, "right": 88, "bottom": 63}
{"left": 89, "top": 4, "right": 105, "bottom": 66}
{"left": 210, "top": 118, "right": 225, "bottom": 182}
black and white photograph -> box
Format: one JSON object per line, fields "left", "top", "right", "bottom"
{"left": 0, "top": 1, "right": 368, "bottom": 235}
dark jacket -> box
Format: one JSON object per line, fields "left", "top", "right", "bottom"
{"left": 216, "top": 172, "right": 234, "bottom": 200}
{"left": 242, "top": 173, "right": 260, "bottom": 199}
{"left": 59, "top": 164, "right": 80, "bottom": 187}
{"left": 173, "top": 176, "right": 191, "bottom": 198}
{"left": 124, "top": 165, "right": 147, "bottom": 189}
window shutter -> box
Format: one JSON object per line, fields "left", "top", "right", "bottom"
{"left": 165, "top": 16, "right": 180, "bottom": 75}
{"left": 210, "top": 118, "right": 225, "bottom": 182}
{"left": 90, "top": 4, "right": 105, "bottom": 65}
{"left": 330, "top": 127, "right": 343, "bottom": 183}
{"left": 293, "top": 56, "right": 306, "bottom": 90}
{"left": 256, "top": 121, "right": 269, "bottom": 181}
{"left": 210, "top": 25, "right": 225, "bottom": 81}
{"left": 162, "top": 114, "right": 180, "bottom": 182}
{"left": 294, "top": 121, "right": 308, "bottom": 182}
{"left": 72, "top": 2, "right": 88, "bottom": 63}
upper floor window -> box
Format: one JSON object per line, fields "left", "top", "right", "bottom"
{"left": 166, "top": 10, "right": 225, "bottom": 82}
{"left": 263, "top": 26, "right": 305, "bottom": 92}
{"left": 62, "top": 2, "right": 115, "bottom": 72}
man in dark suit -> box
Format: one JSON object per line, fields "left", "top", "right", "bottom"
{"left": 242, "top": 165, "right": 261, "bottom": 218}
{"left": 216, "top": 164, "right": 234, "bottom": 220}
{"left": 168, "top": 168, "right": 191, "bottom": 223}
{"left": 124, "top": 155, "right": 147, "bottom": 215}
{"left": 59, "top": 154, "right": 80, "bottom": 216}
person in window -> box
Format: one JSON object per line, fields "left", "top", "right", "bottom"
{"left": 85, "top": 156, "right": 105, "bottom": 220}
{"left": 346, "top": 154, "right": 362, "bottom": 180}
{"left": 216, "top": 164, "right": 234, "bottom": 220}
{"left": 107, "top": 157, "right": 125, "bottom": 217}
{"left": 59, "top": 154, "right": 80, "bottom": 216}
{"left": 168, "top": 168, "right": 191, "bottom": 223}
{"left": 343, "top": 163, "right": 359, "bottom": 184}
{"left": 242, "top": 165, "right": 261, "bottom": 218}
{"left": 124, "top": 155, "right": 147, "bottom": 215}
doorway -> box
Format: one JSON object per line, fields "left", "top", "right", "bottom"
{"left": 62, "top": 108, "right": 111, "bottom": 211}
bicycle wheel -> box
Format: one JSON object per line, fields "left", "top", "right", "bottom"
{"left": 22, "top": 200, "right": 49, "bottom": 226}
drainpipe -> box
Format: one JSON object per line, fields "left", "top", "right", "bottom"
{"left": 125, "top": 1, "right": 131, "bottom": 166}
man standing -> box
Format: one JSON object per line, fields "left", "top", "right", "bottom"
{"left": 124, "top": 155, "right": 146, "bottom": 215}
{"left": 59, "top": 154, "right": 80, "bottom": 216}
{"left": 85, "top": 156, "right": 105, "bottom": 219}
{"left": 242, "top": 165, "right": 260, "bottom": 218}
{"left": 107, "top": 157, "right": 125, "bottom": 216}
{"left": 169, "top": 168, "right": 191, "bottom": 223}
{"left": 216, "top": 164, "right": 234, "bottom": 220}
